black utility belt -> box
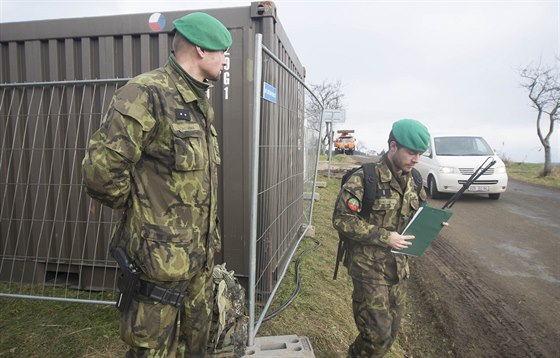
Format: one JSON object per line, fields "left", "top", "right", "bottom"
{"left": 137, "top": 280, "right": 186, "bottom": 308}
{"left": 114, "top": 246, "right": 186, "bottom": 311}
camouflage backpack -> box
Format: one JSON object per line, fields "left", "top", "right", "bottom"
{"left": 207, "top": 263, "right": 248, "bottom": 358}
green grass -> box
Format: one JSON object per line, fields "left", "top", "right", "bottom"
{"left": 0, "top": 293, "right": 126, "bottom": 357}
{"left": 258, "top": 175, "right": 360, "bottom": 357}
{"left": 506, "top": 162, "right": 560, "bottom": 189}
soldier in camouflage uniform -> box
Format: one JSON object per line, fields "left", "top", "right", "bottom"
{"left": 333, "top": 119, "right": 431, "bottom": 358}
{"left": 81, "top": 12, "right": 232, "bottom": 358}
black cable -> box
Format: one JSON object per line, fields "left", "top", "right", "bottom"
{"left": 262, "top": 236, "right": 321, "bottom": 322}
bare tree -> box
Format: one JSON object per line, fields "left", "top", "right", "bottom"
{"left": 305, "top": 80, "right": 345, "bottom": 154}
{"left": 356, "top": 140, "right": 368, "bottom": 155}
{"left": 520, "top": 59, "right": 560, "bottom": 176}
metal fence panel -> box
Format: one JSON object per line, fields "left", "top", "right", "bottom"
{"left": 0, "top": 80, "right": 126, "bottom": 303}
{"left": 248, "top": 35, "right": 323, "bottom": 342}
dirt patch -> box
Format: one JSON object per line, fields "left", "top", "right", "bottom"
{"left": 400, "top": 272, "right": 457, "bottom": 357}
{"left": 408, "top": 240, "right": 547, "bottom": 357}
{"left": 406, "top": 231, "right": 557, "bottom": 358}
{"left": 317, "top": 157, "right": 362, "bottom": 179}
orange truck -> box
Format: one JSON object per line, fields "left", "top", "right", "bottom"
{"left": 334, "top": 129, "right": 356, "bottom": 155}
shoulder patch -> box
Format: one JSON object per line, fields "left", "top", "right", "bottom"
{"left": 175, "top": 109, "right": 191, "bottom": 121}
{"left": 347, "top": 197, "right": 360, "bottom": 212}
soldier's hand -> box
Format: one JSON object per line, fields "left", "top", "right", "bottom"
{"left": 388, "top": 231, "right": 414, "bottom": 250}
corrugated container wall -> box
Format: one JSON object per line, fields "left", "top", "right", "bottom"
{"left": 0, "top": 1, "right": 305, "bottom": 287}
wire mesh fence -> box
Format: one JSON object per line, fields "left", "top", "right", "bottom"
{"left": 248, "top": 36, "right": 323, "bottom": 340}
{"left": 0, "top": 79, "right": 127, "bottom": 304}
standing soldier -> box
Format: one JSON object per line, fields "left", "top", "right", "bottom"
{"left": 81, "top": 12, "right": 231, "bottom": 357}
{"left": 333, "top": 119, "right": 431, "bottom": 357}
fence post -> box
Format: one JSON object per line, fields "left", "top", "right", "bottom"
{"left": 248, "top": 33, "right": 263, "bottom": 347}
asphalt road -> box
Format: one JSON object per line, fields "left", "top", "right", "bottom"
{"left": 413, "top": 179, "right": 560, "bottom": 357}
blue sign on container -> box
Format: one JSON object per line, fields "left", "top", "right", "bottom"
{"left": 262, "top": 82, "right": 277, "bottom": 104}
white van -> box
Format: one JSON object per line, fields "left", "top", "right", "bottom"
{"left": 415, "top": 135, "right": 508, "bottom": 200}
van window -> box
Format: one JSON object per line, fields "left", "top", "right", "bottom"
{"left": 434, "top": 136, "right": 494, "bottom": 156}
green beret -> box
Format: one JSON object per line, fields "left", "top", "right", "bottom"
{"left": 173, "top": 12, "right": 232, "bottom": 51}
{"left": 392, "top": 119, "right": 430, "bottom": 152}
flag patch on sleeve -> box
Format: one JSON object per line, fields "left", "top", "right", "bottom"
{"left": 347, "top": 197, "right": 360, "bottom": 212}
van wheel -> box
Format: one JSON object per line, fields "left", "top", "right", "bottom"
{"left": 489, "top": 193, "right": 501, "bottom": 200}
{"left": 428, "top": 176, "right": 442, "bottom": 199}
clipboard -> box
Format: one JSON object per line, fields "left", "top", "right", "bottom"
{"left": 391, "top": 205, "right": 453, "bottom": 257}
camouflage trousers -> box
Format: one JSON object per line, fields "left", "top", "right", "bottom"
{"left": 348, "top": 278, "right": 407, "bottom": 358}
{"left": 120, "top": 268, "right": 213, "bottom": 358}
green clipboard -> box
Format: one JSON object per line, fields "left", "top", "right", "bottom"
{"left": 391, "top": 205, "right": 453, "bottom": 257}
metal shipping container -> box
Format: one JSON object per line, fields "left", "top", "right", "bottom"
{"left": 0, "top": 1, "right": 307, "bottom": 291}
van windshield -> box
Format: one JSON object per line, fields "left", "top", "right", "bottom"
{"left": 434, "top": 136, "right": 494, "bottom": 156}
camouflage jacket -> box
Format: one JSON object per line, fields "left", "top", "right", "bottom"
{"left": 82, "top": 60, "right": 221, "bottom": 281}
{"left": 332, "top": 156, "right": 427, "bottom": 284}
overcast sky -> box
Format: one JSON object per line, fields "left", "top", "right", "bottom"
{"left": 1, "top": 0, "right": 558, "bottom": 162}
